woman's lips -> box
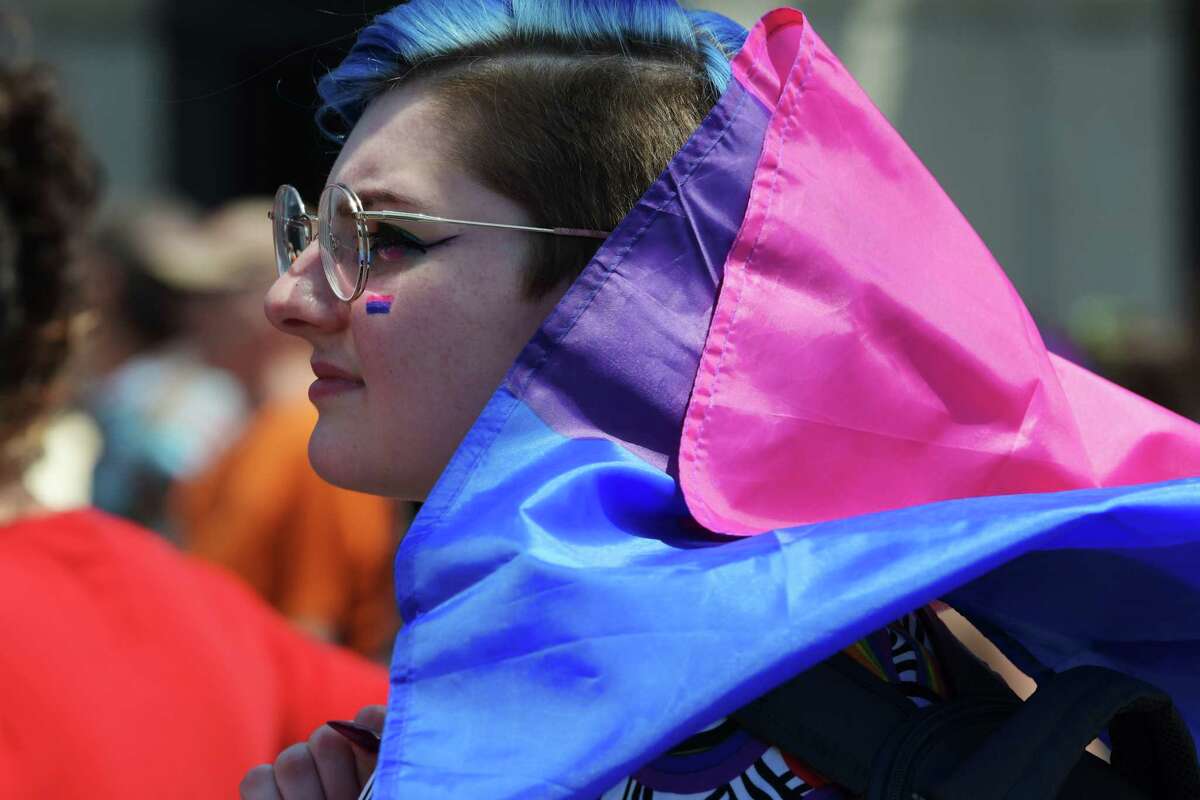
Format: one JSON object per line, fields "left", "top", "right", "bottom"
{"left": 309, "top": 361, "right": 364, "bottom": 401}
{"left": 308, "top": 377, "right": 363, "bottom": 402}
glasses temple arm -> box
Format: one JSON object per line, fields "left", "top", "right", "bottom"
{"left": 360, "top": 210, "right": 609, "bottom": 240}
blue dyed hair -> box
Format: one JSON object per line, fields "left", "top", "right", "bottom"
{"left": 314, "top": 0, "right": 748, "bottom": 297}
{"left": 317, "top": 1, "right": 747, "bottom": 141}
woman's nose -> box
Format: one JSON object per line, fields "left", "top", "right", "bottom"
{"left": 264, "top": 242, "right": 349, "bottom": 336}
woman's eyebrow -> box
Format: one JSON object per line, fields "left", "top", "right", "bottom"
{"left": 355, "top": 187, "right": 428, "bottom": 212}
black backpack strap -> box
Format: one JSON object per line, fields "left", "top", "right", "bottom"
{"left": 730, "top": 652, "right": 915, "bottom": 794}
{"left": 931, "top": 665, "right": 1200, "bottom": 800}
{"left": 1110, "top": 683, "right": 1200, "bottom": 800}
{"left": 914, "top": 606, "right": 1018, "bottom": 698}
{"left": 730, "top": 611, "right": 1199, "bottom": 800}
{"left": 731, "top": 611, "right": 1019, "bottom": 794}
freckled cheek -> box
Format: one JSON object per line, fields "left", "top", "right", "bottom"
{"left": 350, "top": 291, "right": 470, "bottom": 394}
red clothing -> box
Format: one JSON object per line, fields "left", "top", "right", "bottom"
{"left": 0, "top": 510, "right": 388, "bottom": 799}
{"left": 177, "top": 400, "right": 400, "bottom": 658}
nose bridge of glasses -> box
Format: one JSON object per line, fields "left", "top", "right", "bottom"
{"left": 275, "top": 225, "right": 319, "bottom": 274}
{"left": 286, "top": 234, "right": 323, "bottom": 278}
{"left": 286, "top": 213, "right": 317, "bottom": 239}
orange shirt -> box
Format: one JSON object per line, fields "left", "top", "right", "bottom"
{"left": 176, "top": 400, "right": 400, "bottom": 658}
{"left": 0, "top": 509, "right": 388, "bottom": 799}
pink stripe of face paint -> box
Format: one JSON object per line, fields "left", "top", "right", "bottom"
{"left": 364, "top": 292, "right": 394, "bottom": 315}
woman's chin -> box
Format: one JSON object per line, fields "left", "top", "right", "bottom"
{"left": 307, "top": 421, "right": 372, "bottom": 493}
{"left": 306, "top": 419, "right": 431, "bottom": 500}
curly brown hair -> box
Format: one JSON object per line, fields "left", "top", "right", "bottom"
{"left": 0, "top": 60, "right": 102, "bottom": 470}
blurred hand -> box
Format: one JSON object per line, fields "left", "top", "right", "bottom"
{"left": 240, "top": 705, "right": 384, "bottom": 799}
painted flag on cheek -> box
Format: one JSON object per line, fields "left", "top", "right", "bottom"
{"left": 365, "top": 292, "right": 394, "bottom": 315}
{"left": 373, "top": 9, "right": 1200, "bottom": 799}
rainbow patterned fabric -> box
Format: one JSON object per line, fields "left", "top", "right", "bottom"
{"left": 374, "top": 9, "right": 1200, "bottom": 799}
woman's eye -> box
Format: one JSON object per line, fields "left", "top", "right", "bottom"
{"left": 370, "top": 224, "right": 429, "bottom": 263}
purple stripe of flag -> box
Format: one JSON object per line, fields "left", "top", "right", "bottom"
{"left": 507, "top": 79, "right": 770, "bottom": 474}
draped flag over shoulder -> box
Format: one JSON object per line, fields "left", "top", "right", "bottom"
{"left": 376, "top": 9, "right": 1200, "bottom": 799}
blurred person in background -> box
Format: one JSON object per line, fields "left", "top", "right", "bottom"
{"left": 81, "top": 202, "right": 251, "bottom": 538}
{"left": 0, "top": 42, "right": 387, "bottom": 798}
{"left": 166, "top": 199, "right": 404, "bottom": 660}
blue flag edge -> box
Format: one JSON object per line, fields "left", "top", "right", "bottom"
{"left": 376, "top": 388, "right": 1200, "bottom": 798}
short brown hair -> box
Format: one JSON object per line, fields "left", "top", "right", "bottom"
{"left": 418, "top": 48, "right": 718, "bottom": 297}
{"left": 316, "top": 2, "right": 746, "bottom": 298}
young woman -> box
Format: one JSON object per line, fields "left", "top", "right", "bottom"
{"left": 247, "top": 1, "right": 1200, "bottom": 798}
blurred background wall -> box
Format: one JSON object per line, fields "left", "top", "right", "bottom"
{"left": 10, "top": 0, "right": 1199, "bottom": 411}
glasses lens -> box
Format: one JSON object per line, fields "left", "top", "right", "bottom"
{"left": 319, "top": 185, "right": 363, "bottom": 301}
{"left": 272, "top": 185, "right": 309, "bottom": 277}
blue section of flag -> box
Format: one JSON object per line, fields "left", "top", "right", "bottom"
{"left": 377, "top": 390, "right": 1200, "bottom": 799}
{"left": 365, "top": 299, "right": 391, "bottom": 315}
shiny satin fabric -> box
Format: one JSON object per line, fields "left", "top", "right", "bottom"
{"left": 680, "top": 9, "right": 1200, "bottom": 535}
{"left": 374, "top": 8, "right": 1200, "bottom": 799}
{"left": 511, "top": 71, "right": 768, "bottom": 474}
{"left": 380, "top": 393, "right": 1200, "bottom": 798}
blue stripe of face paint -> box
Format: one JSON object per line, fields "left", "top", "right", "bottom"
{"left": 366, "top": 300, "right": 392, "bottom": 314}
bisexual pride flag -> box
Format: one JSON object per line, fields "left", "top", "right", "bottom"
{"left": 376, "top": 9, "right": 1200, "bottom": 798}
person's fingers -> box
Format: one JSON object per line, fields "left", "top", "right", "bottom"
{"left": 350, "top": 742, "right": 379, "bottom": 789}
{"left": 353, "top": 704, "right": 386, "bottom": 733}
{"left": 351, "top": 705, "right": 386, "bottom": 784}
{"left": 240, "top": 764, "right": 283, "bottom": 800}
{"left": 308, "top": 724, "right": 362, "bottom": 800}
{"left": 273, "top": 741, "right": 327, "bottom": 800}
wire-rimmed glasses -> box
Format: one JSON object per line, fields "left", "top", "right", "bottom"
{"left": 269, "top": 183, "right": 612, "bottom": 303}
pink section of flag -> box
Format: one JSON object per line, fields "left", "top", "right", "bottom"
{"left": 680, "top": 9, "right": 1200, "bottom": 535}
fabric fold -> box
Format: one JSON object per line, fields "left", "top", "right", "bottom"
{"left": 679, "top": 9, "right": 1200, "bottom": 534}
{"left": 375, "top": 9, "right": 1200, "bottom": 799}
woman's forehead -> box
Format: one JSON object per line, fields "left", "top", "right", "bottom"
{"left": 327, "top": 82, "right": 531, "bottom": 224}
{"left": 329, "top": 86, "right": 467, "bottom": 210}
